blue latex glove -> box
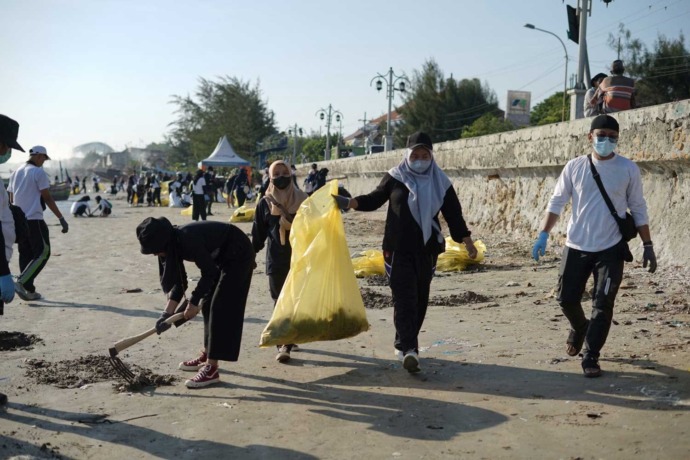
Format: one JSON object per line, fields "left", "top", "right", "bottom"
{"left": 155, "top": 312, "right": 172, "bottom": 335}
{"left": 0, "top": 274, "right": 15, "bottom": 303}
{"left": 532, "top": 231, "right": 549, "bottom": 261}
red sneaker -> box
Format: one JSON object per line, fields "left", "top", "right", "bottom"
{"left": 178, "top": 351, "right": 207, "bottom": 371}
{"left": 185, "top": 364, "right": 220, "bottom": 388}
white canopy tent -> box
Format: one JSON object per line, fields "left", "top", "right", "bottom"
{"left": 200, "top": 136, "right": 251, "bottom": 167}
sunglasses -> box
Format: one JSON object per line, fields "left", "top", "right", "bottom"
{"left": 595, "top": 135, "right": 618, "bottom": 143}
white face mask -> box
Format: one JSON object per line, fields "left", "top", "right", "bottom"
{"left": 593, "top": 137, "right": 616, "bottom": 157}
{"left": 0, "top": 148, "right": 11, "bottom": 165}
{"left": 409, "top": 159, "right": 432, "bottom": 173}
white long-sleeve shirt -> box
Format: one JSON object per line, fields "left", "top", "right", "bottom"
{"left": 0, "top": 181, "right": 15, "bottom": 265}
{"left": 547, "top": 152, "right": 649, "bottom": 252}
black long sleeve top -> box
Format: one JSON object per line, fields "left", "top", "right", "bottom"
{"left": 160, "top": 221, "right": 253, "bottom": 306}
{"left": 251, "top": 197, "right": 292, "bottom": 275}
{"left": 354, "top": 173, "right": 471, "bottom": 255}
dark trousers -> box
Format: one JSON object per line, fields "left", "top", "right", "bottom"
{"left": 200, "top": 257, "right": 254, "bottom": 362}
{"left": 192, "top": 193, "right": 207, "bottom": 221}
{"left": 268, "top": 269, "right": 289, "bottom": 302}
{"left": 206, "top": 192, "right": 214, "bottom": 214}
{"left": 268, "top": 268, "right": 292, "bottom": 349}
{"left": 236, "top": 191, "right": 247, "bottom": 207}
{"left": 153, "top": 188, "right": 161, "bottom": 206}
{"left": 18, "top": 220, "right": 51, "bottom": 293}
{"left": 127, "top": 188, "right": 134, "bottom": 204}
{"left": 385, "top": 250, "right": 437, "bottom": 353}
{"left": 557, "top": 242, "right": 625, "bottom": 359}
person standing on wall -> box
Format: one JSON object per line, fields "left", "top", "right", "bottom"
{"left": 584, "top": 72, "right": 607, "bottom": 117}
{"left": 532, "top": 114, "right": 656, "bottom": 378}
{"left": 8, "top": 146, "right": 69, "bottom": 301}
{"left": 595, "top": 60, "right": 636, "bottom": 114}
{"left": 252, "top": 160, "right": 309, "bottom": 363}
{"left": 0, "top": 114, "right": 22, "bottom": 406}
{"left": 333, "top": 132, "right": 478, "bottom": 373}
{"left": 191, "top": 168, "right": 207, "bottom": 221}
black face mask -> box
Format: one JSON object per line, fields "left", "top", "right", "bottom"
{"left": 272, "top": 176, "right": 291, "bottom": 190}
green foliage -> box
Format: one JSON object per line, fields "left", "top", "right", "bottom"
{"left": 168, "top": 76, "right": 277, "bottom": 164}
{"left": 396, "top": 59, "right": 499, "bottom": 145}
{"left": 299, "top": 134, "right": 339, "bottom": 163}
{"left": 461, "top": 113, "right": 515, "bottom": 138}
{"left": 530, "top": 92, "right": 570, "bottom": 126}
{"left": 609, "top": 25, "right": 690, "bottom": 107}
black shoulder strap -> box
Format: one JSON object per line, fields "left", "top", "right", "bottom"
{"left": 586, "top": 154, "right": 620, "bottom": 220}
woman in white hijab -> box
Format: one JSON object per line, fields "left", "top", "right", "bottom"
{"left": 335, "top": 132, "right": 477, "bottom": 373}
{"left": 252, "top": 160, "right": 309, "bottom": 363}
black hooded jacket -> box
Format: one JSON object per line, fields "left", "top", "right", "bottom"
{"left": 136, "top": 217, "right": 253, "bottom": 305}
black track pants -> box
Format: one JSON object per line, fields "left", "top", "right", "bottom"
{"left": 192, "top": 193, "right": 207, "bottom": 221}
{"left": 557, "top": 242, "right": 625, "bottom": 358}
{"left": 385, "top": 249, "right": 437, "bottom": 353}
{"left": 18, "top": 219, "right": 51, "bottom": 293}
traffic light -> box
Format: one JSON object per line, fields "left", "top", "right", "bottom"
{"left": 567, "top": 4, "right": 579, "bottom": 44}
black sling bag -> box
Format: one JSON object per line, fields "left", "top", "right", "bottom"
{"left": 587, "top": 154, "right": 638, "bottom": 242}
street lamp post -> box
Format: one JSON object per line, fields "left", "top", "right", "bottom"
{"left": 524, "top": 23, "right": 569, "bottom": 122}
{"left": 370, "top": 67, "right": 409, "bottom": 151}
{"left": 287, "top": 124, "right": 303, "bottom": 166}
{"left": 315, "top": 105, "right": 343, "bottom": 161}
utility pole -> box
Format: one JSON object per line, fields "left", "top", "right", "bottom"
{"left": 568, "top": 0, "right": 590, "bottom": 120}
{"left": 370, "top": 68, "right": 410, "bottom": 151}
{"left": 315, "top": 105, "right": 343, "bottom": 161}
{"left": 287, "top": 124, "right": 303, "bottom": 166}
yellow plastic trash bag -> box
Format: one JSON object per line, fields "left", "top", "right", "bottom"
{"left": 351, "top": 250, "right": 385, "bottom": 277}
{"left": 260, "top": 181, "right": 369, "bottom": 347}
{"left": 180, "top": 207, "right": 192, "bottom": 216}
{"left": 436, "top": 237, "right": 486, "bottom": 272}
{"left": 229, "top": 205, "right": 255, "bottom": 223}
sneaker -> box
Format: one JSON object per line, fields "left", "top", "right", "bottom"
{"left": 394, "top": 349, "right": 404, "bottom": 361}
{"left": 403, "top": 351, "right": 421, "bottom": 373}
{"left": 14, "top": 281, "right": 31, "bottom": 301}
{"left": 185, "top": 364, "right": 220, "bottom": 388}
{"left": 24, "top": 291, "right": 42, "bottom": 301}
{"left": 276, "top": 345, "right": 291, "bottom": 363}
{"left": 179, "top": 351, "right": 208, "bottom": 371}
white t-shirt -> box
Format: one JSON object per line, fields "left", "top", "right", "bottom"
{"left": 547, "top": 153, "right": 649, "bottom": 252}
{"left": 8, "top": 162, "right": 51, "bottom": 220}
{"left": 0, "top": 181, "right": 15, "bottom": 263}
{"left": 192, "top": 177, "right": 206, "bottom": 195}
{"left": 70, "top": 201, "right": 91, "bottom": 215}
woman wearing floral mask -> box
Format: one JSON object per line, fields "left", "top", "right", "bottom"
{"left": 252, "top": 160, "right": 309, "bottom": 363}
{"left": 333, "top": 132, "right": 477, "bottom": 373}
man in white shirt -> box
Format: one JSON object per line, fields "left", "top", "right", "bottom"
{"left": 7, "top": 146, "right": 69, "bottom": 301}
{"left": 532, "top": 114, "right": 656, "bottom": 378}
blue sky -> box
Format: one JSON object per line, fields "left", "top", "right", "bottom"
{"left": 2, "top": 0, "right": 688, "bottom": 159}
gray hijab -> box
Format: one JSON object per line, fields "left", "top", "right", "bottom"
{"left": 388, "top": 149, "right": 452, "bottom": 244}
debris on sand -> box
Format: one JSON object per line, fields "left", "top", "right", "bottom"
{"left": 364, "top": 275, "right": 389, "bottom": 287}
{"left": 360, "top": 288, "right": 392, "bottom": 309}
{"left": 24, "top": 355, "right": 176, "bottom": 391}
{"left": 0, "top": 331, "right": 42, "bottom": 351}
{"left": 429, "top": 291, "right": 491, "bottom": 306}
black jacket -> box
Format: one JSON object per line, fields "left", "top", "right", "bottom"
{"left": 154, "top": 221, "right": 253, "bottom": 305}
{"left": 251, "top": 197, "right": 292, "bottom": 275}
{"left": 354, "top": 173, "right": 471, "bottom": 255}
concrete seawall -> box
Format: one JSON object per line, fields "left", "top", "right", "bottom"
{"left": 307, "top": 100, "right": 690, "bottom": 265}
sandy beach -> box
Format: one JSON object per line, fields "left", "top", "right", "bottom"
{"left": 0, "top": 192, "right": 688, "bottom": 459}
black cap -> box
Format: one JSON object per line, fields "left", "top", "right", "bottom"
{"left": 590, "top": 114, "right": 619, "bottom": 132}
{"left": 0, "top": 114, "right": 25, "bottom": 152}
{"left": 591, "top": 72, "right": 607, "bottom": 87}
{"left": 406, "top": 131, "right": 433, "bottom": 151}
